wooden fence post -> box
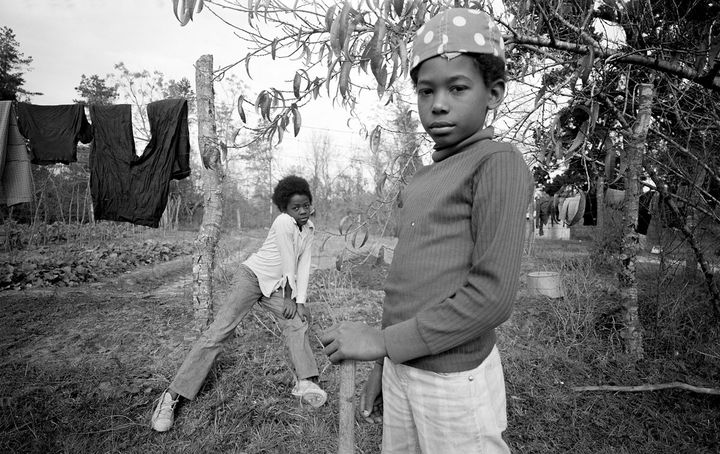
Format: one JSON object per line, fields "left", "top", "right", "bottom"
{"left": 338, "top": 360, "right": 356, "bottom": 454}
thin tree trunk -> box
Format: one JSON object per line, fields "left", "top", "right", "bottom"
{"left": 596, "top": 175, "right": 605, "bottom": 239}
{"left": 192, "top": 54, "right": 225, "bottom": 334}
{"left": 618, "top": 83, "right": 654, "bottom": 360}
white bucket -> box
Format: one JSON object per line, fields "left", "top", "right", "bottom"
{"left": 527, "top": 271, "right": 563, "bottom": 298}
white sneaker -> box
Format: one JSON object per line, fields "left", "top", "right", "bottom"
{"left": 291, "top": 379, "right": 327, "bottom": 408}
{"left": 151, "top": 390, "right": 178, "bottom": 432}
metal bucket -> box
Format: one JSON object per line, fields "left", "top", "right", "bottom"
{"left": 527, "top": 271, "right": 563, "bottom": 298}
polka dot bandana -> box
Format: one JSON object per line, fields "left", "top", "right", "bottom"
{"left": 411, "top": 8, "right": 505, "bottom": 72}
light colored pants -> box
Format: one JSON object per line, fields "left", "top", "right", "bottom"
{"left": 170, "top": 264, "right": 319, "bottom": 400}
{"left": 381, "top": 345, "right": 510, "bottom": 454}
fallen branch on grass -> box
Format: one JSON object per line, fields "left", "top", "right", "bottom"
{"left": 572, "top": 382, "right": 720, "bottom": 395}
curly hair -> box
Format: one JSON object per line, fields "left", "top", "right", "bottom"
{"left": 272, "top": 175, "right": 313, "bottom": 211}
{"left": 410, "top": 53, "right": 506, "bottom": 88}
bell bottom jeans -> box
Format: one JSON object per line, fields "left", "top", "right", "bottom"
{"left": 169, "top": 264, "right": 319, "bottom": 400}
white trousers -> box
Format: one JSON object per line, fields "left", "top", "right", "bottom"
{"left": 381, "top": 345, "right": 510, "bottom": 454}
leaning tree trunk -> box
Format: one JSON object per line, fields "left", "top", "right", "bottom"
{"left": 618, "top": 83, "right": 654, "bottom": 360}
{"left": 192, "top": 54, "right": 224, "bottom": 334}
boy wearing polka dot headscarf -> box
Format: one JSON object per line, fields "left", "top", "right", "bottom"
{"left": 321, "top": 8, "right": 532, "bottom": 453}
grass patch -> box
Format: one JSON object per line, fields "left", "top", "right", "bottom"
{"left": 1, "top": 234, "right": 718, "bottom": 453}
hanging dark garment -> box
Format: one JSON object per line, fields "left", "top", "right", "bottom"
{"left": 16, "top": 103, "right": 92, "bottom": 164}
{"left": 0, "top": 101, "right": 34, "bottom": 206}
{"left": 583, "top": 190, "right": 597, "bottom": 226}
{"left": 89, "top": 104, "right": 136, "bottom": 222}
{"left": 637, "top": 190, "right": 655, "bottom": 235}
{"left": 89, "top": 99, "right": 190, "bottom": 228}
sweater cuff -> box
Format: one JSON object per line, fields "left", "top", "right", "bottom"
{"left": 383, "top": 318, "right": 432, "bottom": 364}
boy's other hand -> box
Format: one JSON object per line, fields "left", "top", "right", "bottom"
{"left": 319, "top": 321, "right": 386, "bottom": 364}
{"left": 282, "top": 298, "right": 297, "bottom": 319}
{"left": 358, "top": 362, "right": 383, "bottom": 424}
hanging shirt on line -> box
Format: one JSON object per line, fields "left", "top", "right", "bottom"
{"left": 16, "top": 103, "right": 92, "bottom": 165}
{"left": 90, "top": 98, "right": 191, "bottom": 228}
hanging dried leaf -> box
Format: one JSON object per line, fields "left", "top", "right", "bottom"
{"left": 329, "top": 7, "right": 344, "bottom": 57}
{"left": 398, "top": 39, "right": 408, "bottom": 76}
{"left": 271, "top": 38, "right": 278, "bottom": 60}
{"left": 387, "top": 54, "right": 399, "bottom": 89}
{"left": 339, "top": 60, "right": 352, "bottom": 98}
{"left": 277, "top": 121, "right": 285, "bottom": 144}
{"left": 326, "top": 57, "right": 339, "bottom": 97}
{"left": 534, "top": 84, "right": 546, "bottom": 108}
{"left": 375, "top": 65, "right": 387, "bottom": 98}
{"left": 338, "top": 215, "right": 353, "bottom": 235}
{"left": 271, "top": 88, "right": 285, "bottom": 108}
{"left": 312, "top": 79, "right": 321, "bottom": 99}
{"left": 291, "top": 103, "right": 302, "bottom": 136}
{"left": 173, "top": 0, "right": 194, "bottom": 26}
{"left": 237, "top": 95, "right": 246, "bottom": 123}
{"left": 319, "top": 234, "right": 331, "bottom": 252}
{"left": 256, "top": 91, "right": 272, "bottom": 121}
{"left": 369, "top": 125, "right": 382, "bottom": 154}
{"left": 589, "top": 101, "right": 599, "bottom": 133}
{"left": 245, "top": 53, "right": 253, "bottom": 79}
{"left": 338, "top": 2, "right": 352, "bottom": 51}
{"left": 325, "top": 4, "right": 337, "bottom": 32}
{"left": 375, "top": 171, "right": 387, "bottom": 196}
{"left": 293, "top": 71, "right": 302, "bottom": 99}
{"left": 358, "top": 226, "right": 369, "bottom": 248}
{"left": 280, "top": 115, "right": 290, "bottom": 131}
{"left": 195, "top": 0, "right": 204, "bottom": 13}
{"left": 231, "top": 127, "right": 241, "bottom": 144}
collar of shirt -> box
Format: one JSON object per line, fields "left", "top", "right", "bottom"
{"left": 432, "top": 127, "right": 495, "bottom": 162}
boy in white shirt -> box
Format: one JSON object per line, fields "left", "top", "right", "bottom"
{"left": 152, "top": 175, "right": 326, "bottom": 432}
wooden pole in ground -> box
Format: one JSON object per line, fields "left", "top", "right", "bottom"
{"left": 337, "top": 359, "right": 356, "bottom": 454}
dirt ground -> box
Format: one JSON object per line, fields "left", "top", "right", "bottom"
{"left": 1, "top": 229, "right": 718, "bottom": 453}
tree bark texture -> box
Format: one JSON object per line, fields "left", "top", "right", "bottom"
{"left": 618, "top": 83, "right": 654, "bottom": 360}
{"left": 193, "top": 54, "right": 224, "bottom": 333}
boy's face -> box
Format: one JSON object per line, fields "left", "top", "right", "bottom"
{"left": 416, "top": 54, "right": 505, "bottom": 149}
{"left": 283, "top": 194, "right": 312, "bottom": 227}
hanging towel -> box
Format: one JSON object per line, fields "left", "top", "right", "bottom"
{"left": 89, "top": 99, "right": 190, "bottom": 228}
{"left": 89, "top": 104, "right": 136, "bottom": 222}
{"left": 16, "top": 103, "right": 93, "bottom": 165}
{"left": 0, "top": 101, "right": 34, "bottom": 206}
{"left": 566, "top": 191, "right": 586, "bottom": 227}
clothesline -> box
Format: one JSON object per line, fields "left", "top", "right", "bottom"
{"left": 0, "top": 99, "right": 191, "bottom": 228}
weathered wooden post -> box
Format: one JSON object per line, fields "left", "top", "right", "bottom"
{"left": 193, "top": 54, "right": 224, "bottom": 334}
{"left": 337, "top": 360, "right": 356, "bottom": 454}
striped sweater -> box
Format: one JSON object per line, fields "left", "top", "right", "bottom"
{"left": 381, "top": 127, "right": 533, "bottom": 373}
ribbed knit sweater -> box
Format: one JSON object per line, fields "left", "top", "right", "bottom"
{"left": 382, "top": 127, "right": 533, "bottom": 373}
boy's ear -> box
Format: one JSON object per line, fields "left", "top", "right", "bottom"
{"left": 487, "top": 78, "right": 506, "bottom": 110}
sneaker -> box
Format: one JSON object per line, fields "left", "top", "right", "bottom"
{"left": 291, "top": 379, "right": 327, "bottom": 408}
{"left": 151, "top": 390, "right": 178, "bottom": 432}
